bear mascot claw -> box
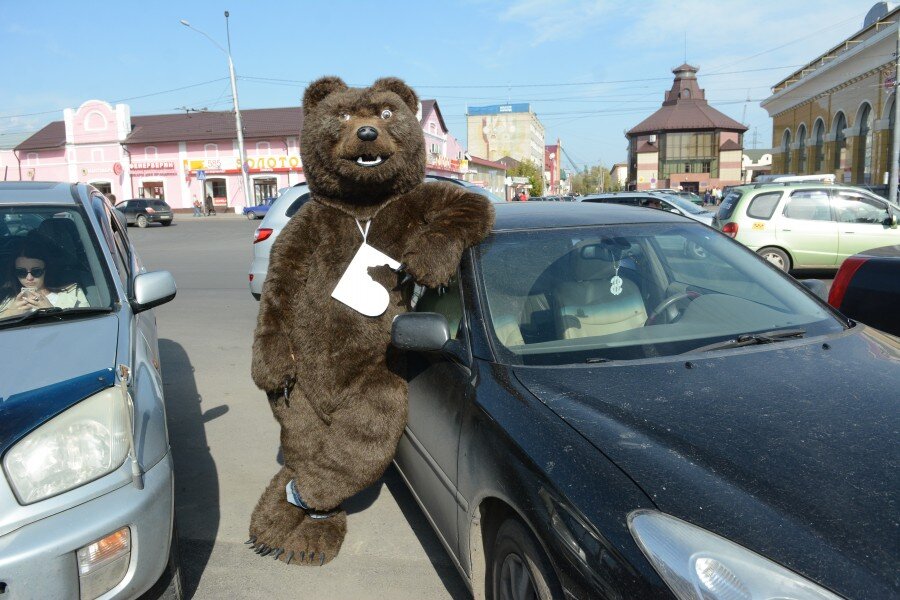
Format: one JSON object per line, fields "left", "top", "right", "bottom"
{"left": 247, "top": 76, "right": 495, "bottom": 566}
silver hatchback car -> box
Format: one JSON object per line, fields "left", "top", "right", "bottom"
{"left": 248, "top": 183, "right": 310, "bottom": 300}
{"left": 0, "top": 182, "right": 180, "bottom": 599}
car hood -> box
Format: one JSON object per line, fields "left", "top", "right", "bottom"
{"left": 513, "top": 327, "right": 899, "bottom": 595}
{"left": 0, "top": 315, "right": 119, "bottom": 456}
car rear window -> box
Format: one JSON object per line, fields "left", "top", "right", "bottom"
{"left": 285, "top": 193, "right": 312, "bottom": 217}
{"left": 150, "top": 200, "right": 169, "bottom": 209}
{"left": 716, "top": 189, "right": 744, "bottom": 220}
{"left": 746, "top": 192, "right": 782, "bottom": 220}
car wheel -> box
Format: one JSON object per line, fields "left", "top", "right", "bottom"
{"left": 246, "top": 212, "right": 257, "bottom": 220}
{"left": 139, "top": 523, "right": 184, "bottom": 600}
{"left": 757, "top": 246, "right": 791, "bottom": 272}
{"left": 137, "top": 214, "right": 149, "bottom": 228}
{"left": 161, "top": 221, "right": 172, "bottom": 226}
{"left": 490, "top": 519, "right": 560, "bottom": 600}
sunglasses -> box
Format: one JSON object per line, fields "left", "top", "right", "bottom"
{"left": 15, "top": 267, "right": 45, "bottom": 278}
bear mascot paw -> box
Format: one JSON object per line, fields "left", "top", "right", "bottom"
{"left": 247, "top": 75, "right": 494, "bottom": 565}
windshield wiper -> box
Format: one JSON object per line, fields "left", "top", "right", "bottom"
{"left": 683, "top": 328, "right": 806, "bottom": 354}
{"left": 585, "top": 357, "right": 614, "bottom": 363}
{"left": 0, "top": 306, "right": 112, "bottom": 328}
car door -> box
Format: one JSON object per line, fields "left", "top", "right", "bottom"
{"left": 775, "top": 188, "right": 838, "bottom": 267}
{"left": 832, "top": 189, "right": 899, "bottom": 260}
{"left": 395, "top": 275, "right": 472, "bottom": 560}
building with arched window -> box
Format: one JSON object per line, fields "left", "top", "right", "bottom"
{"left": 762, "top": 3, "right": 899, "bottom": 189}
{"left": 626, "top": 64, "right": 747, "bottom": 192}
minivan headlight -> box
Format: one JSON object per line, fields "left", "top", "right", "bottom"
{"left": 3, "top": 388, "right": 129, "bottom": 504}
{"left": 629, "top": 510, "right": 842, "bottom": 600}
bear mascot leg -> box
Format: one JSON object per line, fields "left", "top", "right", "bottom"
{"left": 248, "top": 76, "right": 494, "bottom": 565}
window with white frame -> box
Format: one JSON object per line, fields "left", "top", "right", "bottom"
{"left": 144, "top": 146, "right": 158, "bottom": 159}
{"left": 92, "top": 148, "right": 104, "bottom": 162}
{"left": 256, "top": 141, "right": 272, "bottom": 155}
{"left": 205, "top": 143, "right": 219, "bottom": 158}
{"left": 84, "top": 110, "right": 107, "bottom": 131}
{"left": 26, "top": 153, "right": 38, "bottom": 166}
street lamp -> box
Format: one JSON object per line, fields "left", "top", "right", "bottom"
{"left": 180, "top": 12, "right": 251, "bottom": 212}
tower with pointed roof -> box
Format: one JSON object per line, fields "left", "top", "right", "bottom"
{"left": 626, "top": 64, "right": 747, "bottom": 191}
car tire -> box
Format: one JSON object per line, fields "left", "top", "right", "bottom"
{"left": 757, "top": 246, "right": 791, "bottom": 272}
{"left": 137, "top": 214, "right": 149, "bottom": 228}
{"left": 161, "top": 221, "right": 172, "bottom": 226}
{"left": 490, "top": 518, "right": 560, "bottom": 600}
{"left": 247, "top": 212, "right": 257, "bottom": 220}
{"left": 139, "top": 523, "right": 184, "bottom": 600}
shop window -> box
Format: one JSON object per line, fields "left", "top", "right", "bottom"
{"left": 812, "top": 119, "right": 825, "bottom": 172}
{"left": 833, "top": 112, "right": 846, "bottom": 171}
{"left": 253, "top": 177, "right": 278, "bottom": 204}
{"left": 782, "top": 129, "right": 792, "bottom": 173}
{"left": 138, "top": 182, "right": 165, "bottom": 200}
{"left": 856, "top": 103, "right": 873, "bottom": 185}
{"left": 207, "top": 178, "right": 227, "bottom": 198}
{"left": 92, "top": 182, "right": 112, "bottom": 195}
{"left": 797, "top": 124, "right": 807, "bottom": 174}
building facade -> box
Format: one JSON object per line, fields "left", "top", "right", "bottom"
{"left": 461, "top": 156, "right": 507, "bottom": 197}
{"left": 2, "top": 98, "right": 469, "bottom": 211}
{"left": 626, "top": 64, "right": 748, "bottom": 192}
{"left": 761, "top": 4, "right": 899, "bottom": 188}
{"left": 741, "top": 149, "right": 773, "bottom": 183}
{"left": 466, "top": 104, "right": 545, "bottom": 167}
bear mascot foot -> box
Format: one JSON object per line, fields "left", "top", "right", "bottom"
{"left": 247, "top": 468, "right": 347, "bottom": 566}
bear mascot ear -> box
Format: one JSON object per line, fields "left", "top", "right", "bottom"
{"left": 303, "top": 76, "right": 348, "bottom": 114}
{"left": 371, "top": 77, "right": 419, "bottom": 113}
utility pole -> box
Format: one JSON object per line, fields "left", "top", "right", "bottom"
{"left": 889, "top": 21, "right": 900, "bottom": 205}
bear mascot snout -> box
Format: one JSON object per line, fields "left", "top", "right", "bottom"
{"left": 247, "top": 76, "right": 495, "bottom": 566}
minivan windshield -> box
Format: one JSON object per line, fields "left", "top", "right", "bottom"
{"left": 477, "top": 223, "right": 842, "bottom": 365}
{"left": 0, "top": 206, "right": 114, "bottom": 325}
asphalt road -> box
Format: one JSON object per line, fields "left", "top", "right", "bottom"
{"left": 129, "top": 217, "right": 467, "bottom": 600}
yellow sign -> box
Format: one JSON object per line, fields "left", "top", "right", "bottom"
{"left": 752, "top": 222, "right": 765, "bottom": 230}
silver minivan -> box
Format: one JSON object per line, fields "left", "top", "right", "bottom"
{"left": 0, "top": 182, "right": 180, "bottom": 599}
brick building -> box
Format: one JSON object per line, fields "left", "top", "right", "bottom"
{"left": 626, "top": 64, "right": 747, "bottom": 192}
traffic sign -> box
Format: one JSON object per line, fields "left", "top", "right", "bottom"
{"left": 197, "top": 170, "right": 206, "bottom": 181}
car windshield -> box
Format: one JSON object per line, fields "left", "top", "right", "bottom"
{"left": 656, "top": 193, "right": 705, "bottom": 214}
{"left": 467, "top": 186, "right": 505, "bottom": 203}
{"left": 0, "top": 206, "right": 114, "bottom": 325}
{"left": 476, "top": 223, "right": 843, "bottom": 365}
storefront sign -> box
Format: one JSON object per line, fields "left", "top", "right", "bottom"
{"left": 131, "top": 161, "right": 177, "bottom": 176}
{"left": 185, "top": 155, "right": 303, "bottom": 175}
{"left": 80, "top": 166, "right": 111, "bottom": 176}
{"left": 426, "top": 154, "right": 462, "bottom": 173}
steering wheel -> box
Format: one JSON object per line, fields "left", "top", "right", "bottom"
{"left": 645, "top": 291, "right": 697, "bottom": 325}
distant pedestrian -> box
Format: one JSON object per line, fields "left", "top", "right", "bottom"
{"left": 518, "top": 191, "right": 527, "bottom": 202}
{"left": 204, "top": 194, "right": 216, "bottom": 216}
{"left": 192, "top": 196, "right": 203, "bottom": 217}
{"left": 703, "top": 190, "right": 712, "bottom": 205}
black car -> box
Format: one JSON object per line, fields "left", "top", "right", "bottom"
{"left": 115, "top": 198, "right": 173, "bottom": 227}
{"left": 391, "top": 202, "right": 897, "bottom": 599}
{"left": 829, "top": 244, "right": 900, "bottom": 336}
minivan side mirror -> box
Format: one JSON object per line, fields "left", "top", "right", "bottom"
{"left": 132, "top": 270, "right": 177, "bottom": 313}
{"left": 391, "top": 312, "right": 450, "bottom": 352}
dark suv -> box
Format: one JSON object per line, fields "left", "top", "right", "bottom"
{"left": 115, "top": 199, "right": 174, "bottom": 228}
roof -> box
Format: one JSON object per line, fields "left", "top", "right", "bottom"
{"left": 719, "top": 139, "right": 742, "bottom": 151}
{"left": 635, "top": 141, "right": 658, "bottom": 153}
{"left": 743, "top": 148, "right": 773, "bottom": 160}
{"left": 0, "top": 181, "right": 80, "bottom": 204}
{"left": 468, "top": 155, "right": 507, "bottom": 169}
{"left": 628, "top": 65, "right": 747, "bottom": 136}
{"left": 419, "top": 99, "right": 448, "bottom": 133}
{"left": 15, "top": 107, "right": 304, "bottom": 151}
{"left": 491, "top": 201, "right": 690, "bottom": 231}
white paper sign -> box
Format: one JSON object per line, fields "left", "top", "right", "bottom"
{"left": 331, "top": 242, "right": 401, "bottom": 316}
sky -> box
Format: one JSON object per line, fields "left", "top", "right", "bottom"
{"left": 0, "top": 0, "right": 881, "bottom": 170}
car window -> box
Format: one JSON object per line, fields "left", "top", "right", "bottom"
{"left": 0, "top": 205, "right": 115, "bottom": 324}
{"left": 746, "top": 192, "right": 782, "bottom": 220}
{"left": 716, "top": 189, "right": 744, "bottom": 220}
{"left": 414, "top": 275, "right": 464, "bottom": 340}
{"left": 285, "top": 192, "right": 312, "bottom": 218}
{"left": 783, "top": 190, "right": 832, "bottom": 221}
{"left": 476, "top": 223, "right": 842, "bottom": 365}
{"left": 832, "top": 191, "right": 889, "bottom": 224}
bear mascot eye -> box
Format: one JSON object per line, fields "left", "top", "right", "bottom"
{"left": 380, "top": 109, "right": 392, "bottom": 120}
{"left": 339, "top": 113, "right": 350, "bottom": 121}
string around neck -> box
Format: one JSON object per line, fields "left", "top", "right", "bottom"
{"left": 355, "top": 219, "right": 370, "bottom": 242}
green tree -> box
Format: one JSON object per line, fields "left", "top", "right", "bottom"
{"left": 571, "top": 164, "right": 619, "bottom": 194}
{"left": 510, "top": 161, "right": 543, "bottom": 196}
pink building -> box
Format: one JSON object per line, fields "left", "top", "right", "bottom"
{"left": 2, "top": 97, "right": 469, "bottom": 211}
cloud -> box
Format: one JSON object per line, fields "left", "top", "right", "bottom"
{"left": 500, "top": 0, "right": 616, "bottom": 46}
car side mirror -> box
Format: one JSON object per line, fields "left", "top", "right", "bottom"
{"left": 132, "top": 270, "right": 177, "bottom": 313}
{"left": 799, "top": 279, "right": 829, "bottom": 302}
{"left": 886, "top": 213, "right": 898, "bottom": 229}
{"left": 391, "top": 312, "right": 450, "bottom": 351}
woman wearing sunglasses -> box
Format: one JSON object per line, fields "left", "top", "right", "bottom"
{"left": 0, "top": 233, "right": 88, "bottom": 317}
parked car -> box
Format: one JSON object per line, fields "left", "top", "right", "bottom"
{"left": 243, "top": 197, "right": 276, "bottom": 220}
{"left": 391, "top": 201, "right": 897, "bottom": 599}
{"left": 249, "top": 177, "right": 501, "bottom": 299}
{"left": 581, "top": 192, "right": 714, "bottom": 226}
{"left": 115, "top": 199, "right": 174, "bottom": 228}
{"left": 828, "top": 244, "right": 900, "bottom": 336}
{"left": 0, "top": 182, "right": 181, "bottom": 599}
{"left": 249, "top": 183, "right": 311, "bottom": 299}
{"left": 653, "top": 189, "right": 704, "bottom": 205}
{"left": 714, "top": 182, "right": 900, "bottom": 272}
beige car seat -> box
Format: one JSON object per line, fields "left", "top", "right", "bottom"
{"left": 555, "top": 247, "right": 647, "bottom": 339}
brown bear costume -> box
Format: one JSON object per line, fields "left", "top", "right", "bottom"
{"left": 248, "top": 76, "right": 494, "bottom": 565}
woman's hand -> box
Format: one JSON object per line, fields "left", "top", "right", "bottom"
{"left": 18, "top": 290, "right": 52, "bottom": 309}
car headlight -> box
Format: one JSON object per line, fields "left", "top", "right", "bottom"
{"left": 628, "top": 510, "right": 842, "bottom": 600}
{"left": 3, "top": 388, "right": 129, "bottom": 504}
